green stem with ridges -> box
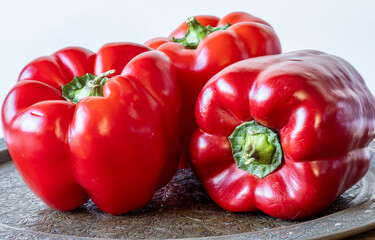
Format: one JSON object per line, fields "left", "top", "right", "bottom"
{"left": 61, "top": 70, "right": 115, "bottom": 103}
{"left": 228, "top": 121, "right": 283, "bottom": 178}
{"left": 172, "top": 16, "right": 230, "bottom": 49}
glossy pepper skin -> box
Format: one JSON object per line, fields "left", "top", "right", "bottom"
{"left": 1, "top": 43, "right": 180, "bottom": 214}
{"left": 189, "top": 50, "right": 375, "bottom": 220}
{"left": 145, "top": 12, "right": 282, "bottom": 168}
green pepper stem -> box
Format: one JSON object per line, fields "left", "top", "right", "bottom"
{"left": 228, "top": 121, "right": 283, "bottom": 178}
{"left": 92, "top": 70, "right": 114, "bottom": 84}
{"left": 172, "top": 16, "right": 230, "bottom": 49}
{"left": 61, "top": 69, "right": 115, "bottom": 103}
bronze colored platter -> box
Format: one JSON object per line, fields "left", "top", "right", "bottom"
{"left": 0, "top": 138, "right": 375, "bottom": 239}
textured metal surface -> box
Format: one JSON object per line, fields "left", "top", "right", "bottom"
{"left": 0, "top": 139, "right": 375, "bottom": 239}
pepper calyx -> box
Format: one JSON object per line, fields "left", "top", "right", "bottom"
{"left": 228, "top": 120, "right": 283, "bottom": 178}
{"left": 172, "top": 16, "right": 230, "bottom": 49}
{"left": 61, "top": 70, "right": 115, "bottom": 103}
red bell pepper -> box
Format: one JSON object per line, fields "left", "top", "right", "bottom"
{"left": 1, "top": 43, "right": 180, "bottom": 214}
{"left": 145, "top": 11, "right": 281, "bottom": 168}
{"left": 189, "top": 50, "right": 375, "bottom": 220}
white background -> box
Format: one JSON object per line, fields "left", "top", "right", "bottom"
{"left": 0, "top": 0, "right": 374, "bottom": 138}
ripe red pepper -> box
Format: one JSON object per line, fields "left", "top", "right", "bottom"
{"left": 145, "top": 12, "right": 281, "bottom": 168}
{"left": 1, "top": 43, "right": 180, "bottom": 214}
{"left": 189, "top": 50, "right": 375, "bottom": 220}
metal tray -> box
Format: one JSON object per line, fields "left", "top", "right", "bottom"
{"left": 0, "top": 138, "right": 375, "bottom": 239}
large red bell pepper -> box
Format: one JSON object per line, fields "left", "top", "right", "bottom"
{"left": 1, "top": 43, "right": 180, "bottom": 214}
{"left": 145, "top": 11, "right": 281, "bottom": 168}
{"left": 189, "top": 50, "right": 375, "bottom": 220}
